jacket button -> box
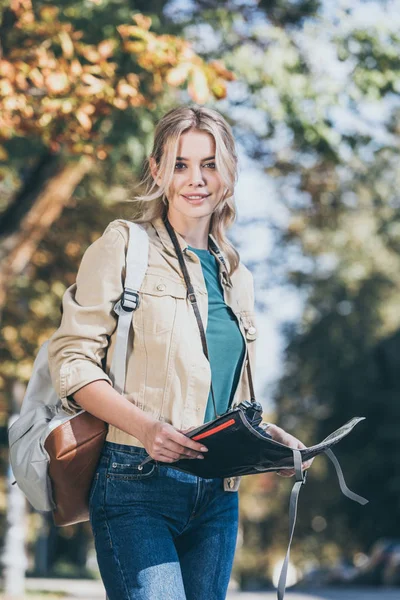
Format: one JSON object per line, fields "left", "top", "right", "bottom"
{"left": 156, "top": 283, "right": 166, "bottom": 291}
{"left": 248, "top": 326, "right": 256, "bottom": 335}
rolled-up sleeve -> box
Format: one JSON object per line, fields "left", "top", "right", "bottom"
{"left": 48, "top": 223, "right": 127, "bottom": 413}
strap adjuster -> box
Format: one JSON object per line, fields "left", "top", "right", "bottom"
{"left": 121, "top": 288, "right": 140, "bottom": 312}
{"left": 188, "top": 292, "right": 197, "bottom": 304}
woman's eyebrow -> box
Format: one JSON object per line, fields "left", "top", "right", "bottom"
{"left": 176, "top": 155, "right": 215, "bottom": 161}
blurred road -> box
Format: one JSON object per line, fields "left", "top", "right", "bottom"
{"left": 18, "top": 578, "right": 400, "bottom": 599}
{"left": 229, "top": 591, "right": 400, "bottom": 599}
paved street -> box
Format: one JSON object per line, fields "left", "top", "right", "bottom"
{"left": 229, "top": 591, "right": 400, "bottom": 599}
{"left": 15, "top": 578, "right": 400, "bottom": 599}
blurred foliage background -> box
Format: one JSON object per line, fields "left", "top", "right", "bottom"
{"left": 1, "top": 0, "right": 399, "bottom": 590}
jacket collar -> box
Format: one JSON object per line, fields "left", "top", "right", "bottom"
{"left": 150, "top": 215, "right": 233, "bottom": 287}
{"left": 151, "top": 215, "right": 188, "bottom": 254}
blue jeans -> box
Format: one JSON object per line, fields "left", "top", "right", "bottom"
{"left": 89, "top": 442, "right": 239, "bottom": 600}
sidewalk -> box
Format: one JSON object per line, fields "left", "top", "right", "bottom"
{"left": 17, "top": 578, "right": 400, "bottom": 599}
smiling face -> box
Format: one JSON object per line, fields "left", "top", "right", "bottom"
{"left": 150, "top": 128, "right": 227, "bottom": 228}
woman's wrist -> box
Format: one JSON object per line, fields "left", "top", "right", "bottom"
{"left": 72, "top": 379, "right": 156, "bottom": 441}
{"left": 129, "top": 409, "right": 156, "bottom": 445}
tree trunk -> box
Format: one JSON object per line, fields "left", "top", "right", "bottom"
{"left": 2, "top": 382, "right": 28, "bottom": 599}
{"left": 0, "top": 153, "right": 94, "bottom": 315}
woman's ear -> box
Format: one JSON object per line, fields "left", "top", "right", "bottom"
{"left": 149, "top": 155, "right": 162, "bottom": 186}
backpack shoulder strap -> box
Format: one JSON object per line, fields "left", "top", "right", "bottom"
{"left": 109, "top": 221, "right": 149, "bottom": 394}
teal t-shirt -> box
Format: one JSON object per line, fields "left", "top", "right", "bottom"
{"left": 188, "top": 245, "right": 246, "bottom": 423}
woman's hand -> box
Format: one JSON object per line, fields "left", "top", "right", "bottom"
{"left": 141, "top": 419, "right": 208, "bottom": 463}
{"left": 266, "top": 424, "right": 314, "bottom": 477}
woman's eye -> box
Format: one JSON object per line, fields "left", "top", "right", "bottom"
{"left": 174, "top": 162, "right": 216, "bottom": 170}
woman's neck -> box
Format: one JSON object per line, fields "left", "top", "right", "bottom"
{"left": 166, "top": 211, "right": 211, "bottom": 250}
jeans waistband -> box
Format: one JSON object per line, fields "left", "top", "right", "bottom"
{"left": 102, "top": 441, "right": 149, "bottom": 457}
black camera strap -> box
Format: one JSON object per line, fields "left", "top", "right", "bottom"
{"left": 163, "top": 214, "right": 256, "bottom": 419}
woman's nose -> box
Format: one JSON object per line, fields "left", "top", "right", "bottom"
{"left": 187, "top": 166, "right": 206, "bottom": 185}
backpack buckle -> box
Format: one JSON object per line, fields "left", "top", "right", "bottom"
{"left": 120, "top": 288, "right": 140, "bottom": 312}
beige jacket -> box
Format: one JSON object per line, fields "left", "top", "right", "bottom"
{"left": 48, "top": 216, "right": 258, "bottom": 487}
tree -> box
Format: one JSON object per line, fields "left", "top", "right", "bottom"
{"left": 3, "top": 0, "right": 400, "bottom": 584}
{"left": 172, "top": 0, "right": 400, "bottom": 580}
{"left": 0, "top": 0, "right": 235, "bottom": 580}
{"left": 0, "top": 0, "right": 234, "bottom": 312}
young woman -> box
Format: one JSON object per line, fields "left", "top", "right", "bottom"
{"left": 48, "top": 105, "right": 311, "bottom": 600}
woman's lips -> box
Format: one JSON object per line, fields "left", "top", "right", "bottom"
{"left": 182, "top": 194, "right": 210, "bottom": 204}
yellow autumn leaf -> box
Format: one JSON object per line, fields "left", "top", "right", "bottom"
{"left": 81, "top": 73, "right": 105, "bottom": 93}
{"left": 113, "top": 98, "right": 128, "bottom": 109}
{"left": 4, "top": 96, "right": 24, "bottom": 110}
{"left": 126, "top": 73, "right": 139, "bottom": 86}
{"left": 166, "top": 63, "right": 192, "bottom": 86}
{"left": 65, "top": 241, "right": 81, "bottom": 258}
{"left": 98, "top": 40, "right": 116, "bottom": 59}
{"left": 80, "top": 46, "right": 100, "bottom": 63}
{"left": 76, "top": 110, "right": 92, "bottom": 131}
{"left": 81, "top": 103, "right": 95, "bottom": 115}
{"left": 61, "top": 100, "right": 74, "bottom": 113}
{"left": 123, "top": 41, "right": 146, "bottom": 54}
{"left": 2, "top": 326, "right": 18, "bottom": 343}
{"left": 70, "top": 59, "right": 83, "bottom": 77}
{"left": 188, "top": 67, "right": 210, "bottom": 104}
{"left": 22, "top": 105, "right": 34, "bottom": 118}
{"left": 39, "top": 6, "right": 59, "bottom": 22}
{"left": 0, "top": 146, "right": 9, "bottom": 161}
{"left": 209, "top": 60, "right": 236, "bottom": 81}
{"left": 15, "top": 72, "right": 28, "bottom": 90}
{"left": 97, "top": 148, "right": 108, "bottom": 160}
{"left": 129, "top": 94, "right": 145, "bottom": 107}
{"left": 11, "top": 0, "right": 32, "bottom": 13}
{"left": 211, "top": 80, "right": 228, "bottom": 99}
{"left": 117, "top": 25, "right": 149, "bottom": 40}
{"left": 59, "top": 31, "right": 74, "bottom": 59}
{"left": 45, "top": 72, "right": 70, "bottom": 94}
{"left": 43, "top": 99, "right": 63, "bottom": 111}
{"left": 117, "top": 80, "right": 138, "bottom": 98}
{"left": 0, "top": 80, "right": 14, "bottom": 95}
{"left": 132, "top": 13, "right": 152, "bottom": 31}
{"left": 29, "top": 67, "right": 44, "bottom": 87}
{"left": 39, "top": 113, "right": 52, "bottom": 127}
{"left": 0, "top": 60, "right": 15, "bottom": 79}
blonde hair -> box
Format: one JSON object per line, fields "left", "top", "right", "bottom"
{"left": 129, "top": 105, "right": 240, "bottom": 274}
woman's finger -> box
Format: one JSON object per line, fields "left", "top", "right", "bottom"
{"left": 170, "top": 428, "right": 209, "bottom": 454}
{"left": 155, "top": 450, "right": 196, "bottom": 463}
{"left": 179, "top": 426, "right": 196, "bottom": 434}
{"left": 302, "top": 456, "right": 315, "bottom": 469}
{"left": 163, "top": 439, "right": 205, "bottom": 459}
{"left": 155, "top": 450, "right": 181, "bottom": 462}
{"left": 277, "top": 469, "right": 295, "bottom": 477}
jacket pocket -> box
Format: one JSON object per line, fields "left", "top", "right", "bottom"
{"left": 133, "top": 274, "right": 187, "bottom": 335}
{"left": 239, "top": 311, "right": 258, "bottom": 341}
